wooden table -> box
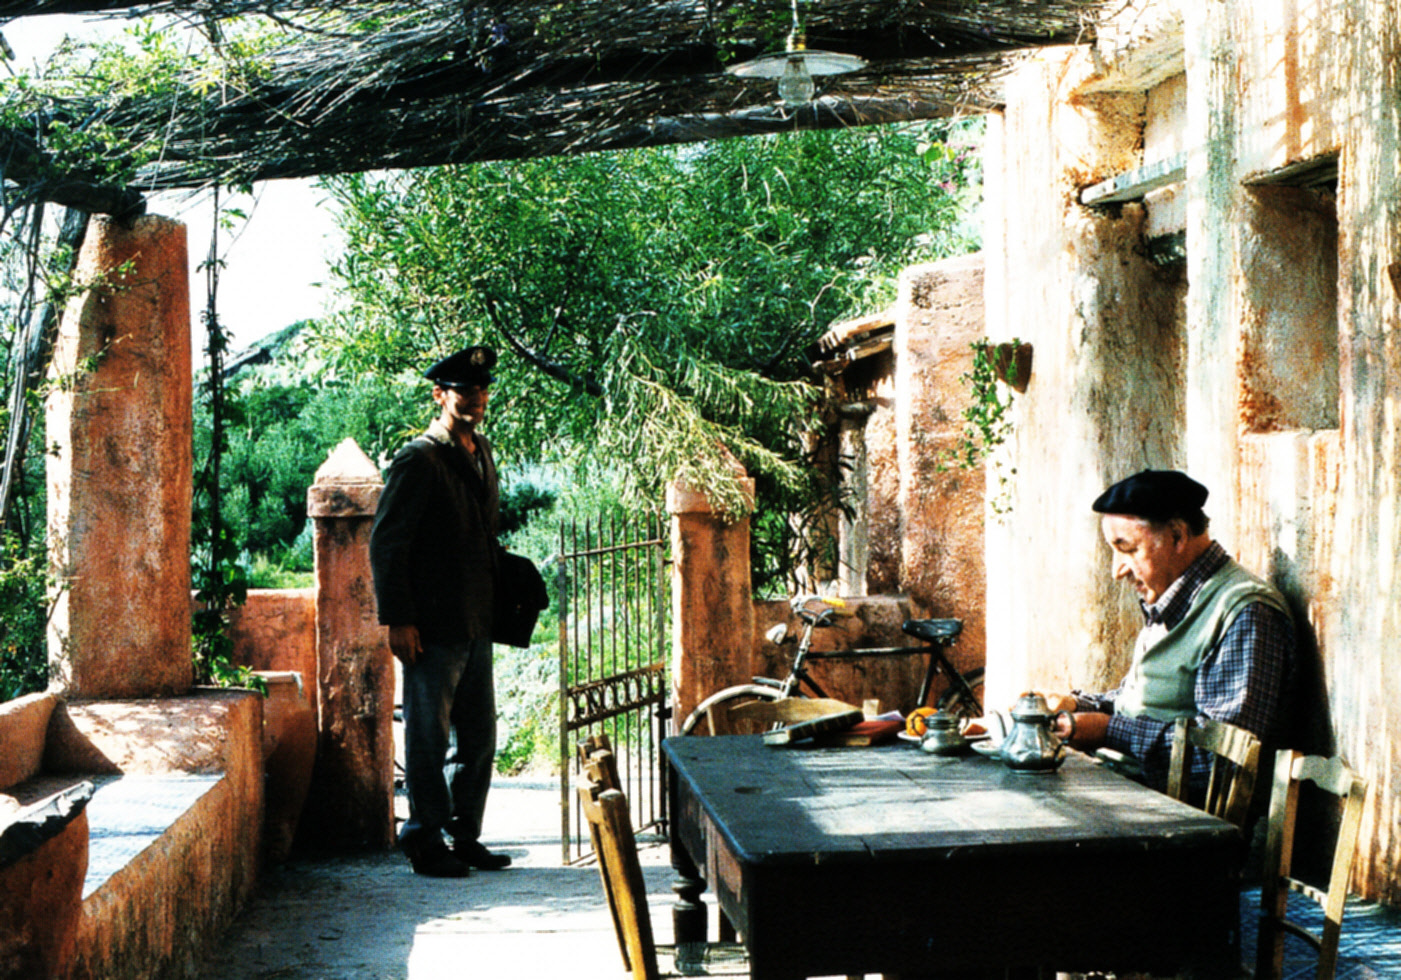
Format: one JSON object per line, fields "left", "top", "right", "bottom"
{"left": 664, "top": 736, "right": 1244, "bottom": 980}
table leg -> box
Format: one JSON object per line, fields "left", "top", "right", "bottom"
{"left": 670, "top": 842, "right": 708, "bottom": 973}
{"left": 718, "top": 908, "right": 736, "bottom": 943}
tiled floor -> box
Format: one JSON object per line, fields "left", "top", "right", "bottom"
{"left": 200, "top": 776, "right": 1401, "bottom": 979}
{"left": 1239, "top": 888, "right": 1401, "bottom": 979}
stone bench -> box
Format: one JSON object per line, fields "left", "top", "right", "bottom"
{"left": 0, "top": 689, "right": 262, "bottom": 980}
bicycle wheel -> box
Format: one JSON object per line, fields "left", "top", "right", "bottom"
{"left": 935, "top": 667, "right": 985, "bottom": 720}
{"left": 679, "top": 684, "right": 785, "bottom": 736}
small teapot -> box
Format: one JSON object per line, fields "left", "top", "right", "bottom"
{"left": 919, "top": 710, "right": 968, "bottom": 756}
{"left": 998, "top": 692, "right": 1068, "bottom": 773}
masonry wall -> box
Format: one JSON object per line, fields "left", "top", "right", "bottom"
{"left": 983, "top": 47, "right": 1186, "bottom": 709}
{"left": 986, "top": 0, "right": 1401, "bottom": 903}
{"left": 821, "top": 256, "right": 989, "bottom": 703}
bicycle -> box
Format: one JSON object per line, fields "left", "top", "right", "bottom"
{"left": 678, "top": 595, "right": 985, "bottom": 736}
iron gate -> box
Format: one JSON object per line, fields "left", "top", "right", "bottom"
{"left": 557, "top": 512, "right": 669, "bottom": 863}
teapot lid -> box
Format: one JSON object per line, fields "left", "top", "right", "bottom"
{"left": 926, "top": 709, "right": 959, "bottom": 732}
{"left": 1010, "top": 692, "right": 1052, "bottom": 720}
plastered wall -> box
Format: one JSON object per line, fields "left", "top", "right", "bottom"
{"left": 986, "top": 0, "right": 1401, "bottom": 903}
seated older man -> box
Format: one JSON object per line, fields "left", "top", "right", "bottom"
{"left": 1047, "top": 469, "right": 1295, "bottom": 790}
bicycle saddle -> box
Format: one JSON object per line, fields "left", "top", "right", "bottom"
{"left": 902, "top": 618, "right": 963, "bottom": 643}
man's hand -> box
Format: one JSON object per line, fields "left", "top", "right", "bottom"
{"left": 1039, "top": 691, "right": 1079, "bottom": 714}
{"left": 1052, "top": 710, "right": 1110, "bottom": 750}
{"left": 388, "top": 624, "right": 422, "bottom": 666}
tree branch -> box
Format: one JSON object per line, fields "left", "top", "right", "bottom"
{"left": 479, "top": 292, "right": 603, "bottom": 398}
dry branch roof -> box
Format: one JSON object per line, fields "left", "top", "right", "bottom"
{"left": 0, "top": 1, "right": 1107, "bottom": 212}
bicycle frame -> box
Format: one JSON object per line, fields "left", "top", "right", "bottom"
{"left": 774, "top": 596, "right": 980, "bottom": 715}
{"left": 679, "top": 596, "right": 981, "bottom": 736}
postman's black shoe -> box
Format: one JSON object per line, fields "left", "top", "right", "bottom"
{"left": 404, "top": 838, "right": 471, "bottom": 878}
{"left": 454, "top": 839, "right": 512, "bottom": 870}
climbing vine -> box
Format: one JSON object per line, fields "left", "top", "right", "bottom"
{"left": 190, "top": 187, "right": 259, "bottom": 691}
{"left": 940, "top": 337, "right": 1025, "bottom": 514}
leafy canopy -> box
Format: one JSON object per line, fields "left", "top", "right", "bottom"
{"left": 314, "top": 121, "right": 980, "bottom": 543}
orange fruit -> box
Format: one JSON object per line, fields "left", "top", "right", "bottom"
{"left": 905, "top": 706, "right": 936, "bottom": 737}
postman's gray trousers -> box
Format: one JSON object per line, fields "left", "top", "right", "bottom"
{"left": 398, "top": 637, "right": 496, "bottom": 850}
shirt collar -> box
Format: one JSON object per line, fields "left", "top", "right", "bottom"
{"left": 425, "top": 419, "right": 478, "bottom": 453}
{"left": 1141, "top": 540, "right": 1229, "bottom": 627}
{"left": 425, "top": 419, "right": 454, "bottom": 445}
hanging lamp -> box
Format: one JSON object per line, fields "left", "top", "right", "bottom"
{"left": 726, "top": 0, "right": 866, "bottom": 107}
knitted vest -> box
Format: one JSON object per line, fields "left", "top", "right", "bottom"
{"left": 1118, "top": 560, "right": 1291, "bottom": 722}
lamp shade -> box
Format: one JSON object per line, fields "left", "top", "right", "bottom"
{"left": 726, "top": 48, "right": 867, "bottom": 79}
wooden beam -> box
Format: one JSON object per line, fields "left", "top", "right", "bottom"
{"left": 0, "top": 128, "right": 147, "bottom": 216}
{"left": 1080, "top": 150, "right": 1186, "bottom": 206}
{"left": 1243, "top": 154, "right": 1338, "bottom": 188}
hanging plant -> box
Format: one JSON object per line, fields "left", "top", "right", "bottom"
{"left": 939, "top": 338, "right": 1030, "bottom": 515}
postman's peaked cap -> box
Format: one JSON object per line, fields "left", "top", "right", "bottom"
{"left": 1091, "top": 469, "right": 1208, "bottom": 523}
{"left": 425, "top": 346, "right": 496, "bottom": 387}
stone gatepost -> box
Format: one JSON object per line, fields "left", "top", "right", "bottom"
{"left": 46, "top": 215, "right": 193, "bottom": 698}
{"left": 665, "top": 469, "right": 755, "bottom": 729}
{"left": 666, "top": 468, "right": 755, "bottom": 965}
{"left": 301, "top": 438, "right": 393, "bottom": 851}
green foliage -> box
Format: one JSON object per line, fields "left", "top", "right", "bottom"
{"left": 193, "top": 329, "right": 427, "bottom": 585}
{"left": 0, "top": 536, "right": 48, "bottom": 702}
{"left": 940, "top": 337, "right": 1023, "bottom": 514}
{"left": 0, "top": 18, "right": 280, "bottom": 201}
{"left": 246, "top": 549, "right": 313, "bottom": 590}
{"left": 499, "top": 478, "right": 557, "bottom": 538}
{"left": 316, "top": 120, "right": 981, "bottom": 590}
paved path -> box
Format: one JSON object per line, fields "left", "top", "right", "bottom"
{"left": 199, "top": 773, "right": 1401, "bottom": 979}
{"left": 200, "top": 777, "right": 708, "bottom": 980}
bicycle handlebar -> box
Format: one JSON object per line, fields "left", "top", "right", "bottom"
{"left": 789, "top": 594, "right": 847, "bottom": 629}
{"left": 789, "top": 594, "right": 845, "bottom": 613}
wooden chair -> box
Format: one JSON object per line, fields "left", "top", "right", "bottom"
{"left": 1165, "top": 716, "right": 1262, "bottom": 830}
{"left": 578, "top": 743, "right": 749, "bottom": 980}
{"left": 1255, "top": 749, "right": 1369, "bottom": 980}
{"left": 578, "top": 751, "right": 658, "bottom": 980}
{"left": 579, "top": 732, "right": 621, "bottom": 789}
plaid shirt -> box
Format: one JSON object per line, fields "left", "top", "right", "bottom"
{"left": 1073, "top": 542, "right": 1295, "bottom": 789}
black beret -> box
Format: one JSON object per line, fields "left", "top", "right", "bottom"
{"left": 1091, "top": 469, "right": 1209, "bottom": 523}
{"left": 425, "top": 346, "right": 496, "bottom": 388}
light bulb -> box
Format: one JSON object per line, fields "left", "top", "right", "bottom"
{"left": 777, "top": 55, "right": 814, "bottom": 106}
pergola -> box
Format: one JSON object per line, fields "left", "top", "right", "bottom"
{"left": 0, "top": 0, "right": 1109, "bottom": 214}
{"left": 0, "top": 0, "right": 1110, "bottom": 516}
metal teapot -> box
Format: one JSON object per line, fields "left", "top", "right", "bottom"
{"left": 919, "top": 710, "right": 968, "bottom": 756}
{"left": 998, "top": 692, "right": 1068, "bottom": 773}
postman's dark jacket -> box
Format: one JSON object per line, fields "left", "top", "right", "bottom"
{"left": 370, "top": 422, "right": 500, "bottom": 642}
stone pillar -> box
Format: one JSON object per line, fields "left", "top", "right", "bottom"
{"left": 300, "top": 438, "right": 393, "bottom": 852}
{"left": 894, "top": 254, "right": 988, "bottom": 696}
{"left": 666, "top": 469, "right": 755, "bottom": 728}
{"left": 45, "top": 215, "right": 192, "bottom": 698}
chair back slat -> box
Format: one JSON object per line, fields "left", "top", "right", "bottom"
{"left": 1166, "top": 716, "right": 1261, "bottom": 829}
{"left": 1256, "top": 748, "right": 1369, "bottom": 980}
